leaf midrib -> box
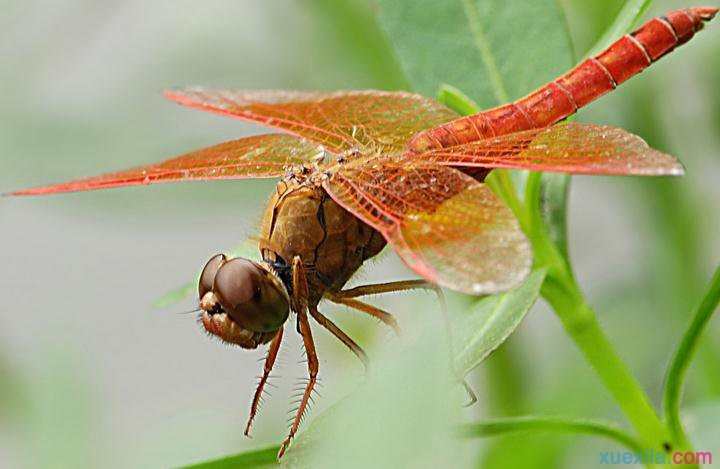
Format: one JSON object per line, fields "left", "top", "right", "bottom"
{"left": 459, "top": 0, "right": 510, "bottom": 104}
{"left": 456, "top": 293, "right": 511, "bottom": 370}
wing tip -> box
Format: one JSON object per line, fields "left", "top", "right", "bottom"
{"left": 668, "top": 164, "right": 686, "bottom": 177}
{"left": 647, "top": 151, "right": 685, "bottom": 177}
{"left": 3, "top": 186, "right": 54, "bottom": 197}
{"left": 164, "top": 88, "right": 191, "bottom": 103}
{"left": 164, "top": 86, "right": 211, "bottom": 104}
{"left": 467, "top": 268, "right": 533, "bottom": 296}
{"left": 427, "top": 237, "right": 533, "bottom": 297}
{"left": 3, "top": 183, "right": 89, "bottom": 197}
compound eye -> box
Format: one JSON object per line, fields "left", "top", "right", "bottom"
{"left": 198, "top": 254, "right": 227, "bottom": 299}
{"left": 213, "top": 258, "right": 289, "bottom": 332}
{"left": 212, "top": 258, "right": 259, "bottom": 311}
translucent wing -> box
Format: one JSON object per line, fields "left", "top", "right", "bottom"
{"left": 409, "top": 122, "right": 684, "bottom": 176}
{"left": 165, "top": 88, "right": 458, "bottom": 154}
{"left": 324, "top": 157, "right": 531, "bottom": 294}
{"left": 9, "top": 134, "right": 322, "bottom": 196}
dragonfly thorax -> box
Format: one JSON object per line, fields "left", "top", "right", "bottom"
{"left": 259, "top": 180, "right": 386, "bottom": 306}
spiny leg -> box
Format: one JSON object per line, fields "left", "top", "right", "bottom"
{"left": 278, "top": 257, "right": 319, "bottom": 459}
{"left": 279, "top": 308, "right": 317, "bottom": 458}
{"left": 309, "top": 305, "right": 368, "bottom": 371}
{"left": 244, "top": 326, "right": 284, "bottom": 437}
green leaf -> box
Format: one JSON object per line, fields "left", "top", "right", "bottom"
{"left": 152, "top": 240, "right": 261, "bottom": 308}
{"left": 279, "top": 328, "right": 464, "bottom": 468}
{"left": 663, "top": 264, "right": 720, "bottom": 444}
{"left": 199, "top": 319, "right": 458, "bottom": 468}
{"left": 460, "top": 416, "right": 644, "bottom": 454}
{"left": 182, "top": 445, "right": 279, "bottom": 468}
{"left": 584, "top": 0, "right": 652, "bottom": 57}
{"left": 538, "top": 173, "right": 571, "bottom": 261}
{"left": 437, "top": 83, "right": 480, "bottom": 115}
{"left": 305, "top": 0, "right": 408, "bottom": 89}
{"left": 453, "top": 269, "right": 546, "bottom": 376}
{"left": 376, "top": 0, "right": 573, "bottom": 108}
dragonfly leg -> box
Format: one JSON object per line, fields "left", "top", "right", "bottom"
{"left": 331, "top": 279, "right": 435, "bottom": 298}
{"left": 425, "top": 284, "right": 477, "bottom": 407}
{"left": 326, "top": 295, "right": 400, "bottom": 335}
{"left": 309, "top": 305, "right": 369, "bottom": 371}
{"left": 326, "top": 280, "right": 436, "bottom": 335}
{"left": 279, "top": 308, "right": 317, "bottom": 458}
{"left": 290, "top": 256, "right": 309, "bottom": 315}
{"left": 330, "top": 280, "right": 477, "bottom": 406}
{"left": 278, "top": 257, "right": 318, "bottom": 459}
{"left": 244, "top": 326, "right": 283, "bottom": 437}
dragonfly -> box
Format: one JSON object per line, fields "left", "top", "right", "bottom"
{"left": 7, "top": 6, "right": 717, "bottom": 458}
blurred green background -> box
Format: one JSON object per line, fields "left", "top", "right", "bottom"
{"left": 1, "top": 1, "right": 718, "bottom": 467}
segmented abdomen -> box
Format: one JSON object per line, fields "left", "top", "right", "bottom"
{"left": 409, "top": 7, "right": 718, "bottom": 152}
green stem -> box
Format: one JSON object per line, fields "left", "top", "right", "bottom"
{"left": 487, "top": 170, "right": 525, "bottom": 230}
{"left": 541, "top": 270, "right": 671, "bottom": 451}
{"left": 663, "top": 264, "right": 720, "bottom": 445}
{"left": 524, "top": 175, "right": 677, "bottom": 459}
{"left": 460, "top": 416, "right": 644, "bottom": 454}
{"left": 524, "top": 171, "right": 543, "bottom": 233}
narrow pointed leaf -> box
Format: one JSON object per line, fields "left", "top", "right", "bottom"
{"left": 663, "top": 264, "right": 720, "bottom": 442}
{"left": 182, "top": 445, "right": 279, "bottom": 468}
{"left": 437, "top": 83, "right": 481, "bottom": 116}
{"left": 453, "top": 268, "right": 546, "bottom": 376}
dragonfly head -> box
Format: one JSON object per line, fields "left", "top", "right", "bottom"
{"left": 198, "top": 254, "right": 289, "bottom": 348}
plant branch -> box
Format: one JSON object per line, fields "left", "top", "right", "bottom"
{"left": 486, "top": 170, "right": 526, "bottom": 230}
{"left": 541, "top": 277, "right": 672, "bottom": 452}
{"left": 663, "top": 264, "right": 720, "bottom": 444}
{"left": 459, "top": 415, "right": 644, "bottom": 454}
{"left": 523, "top": 171, "right": 674, "bottom": 455}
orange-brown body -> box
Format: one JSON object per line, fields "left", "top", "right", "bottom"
{"left": 259, "top": 179, "right": 386, "bottom": 306}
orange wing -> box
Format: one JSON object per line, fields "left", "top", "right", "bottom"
{"left": 324, "top": 157, "right": 531, "bottom": 294}
{"left": 165, "top": 89, "right": 458, "bottom": 154}
{"left": 408, "top": 122, "right": 684, "bottom": 176}
{"left": 8, "top": 134, "right": 323, "bottom": 196}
